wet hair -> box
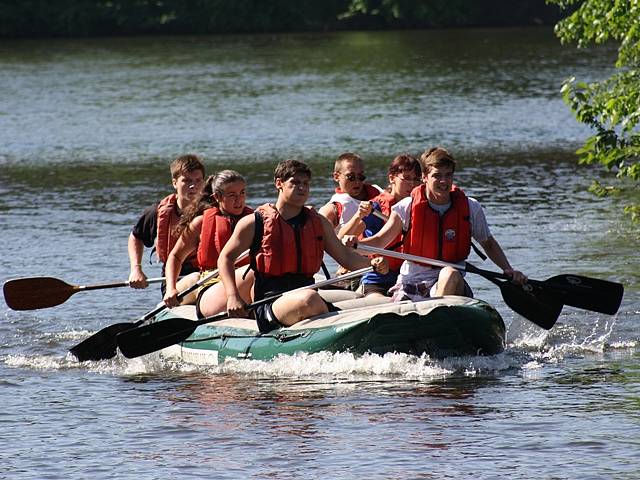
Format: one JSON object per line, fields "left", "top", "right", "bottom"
{"left": 175, "top": 170, "right": 246, "bottom": 236}
{"left": 334, "top": 152, "right": 363, "bottom": 173}
{"left": 419, "top": 147, "right": 456, "bottom": 175}
{"left": 385, "top": 153, "right": 421, "bottom": 191}
{"left": 170, "top": 154, "right": 206, "bottom": 180}
{"left": 274, "top": 159, "right": 311, "bottom": 183}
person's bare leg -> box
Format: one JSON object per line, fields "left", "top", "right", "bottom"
{"left": 434, "top": 267, "right": 465, "bottom": 296}
{"left": 199, "top": 268, "right": 254, "bottom": 317}
{"left": 271, "top": 290, "right": 328, "bottom": 326}
{"left": 175, "top": 272, "right": 201, "bottom": 305}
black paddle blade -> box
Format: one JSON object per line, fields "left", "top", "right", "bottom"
{"left": 116, "top": 318, "right": 198, "bottom": 359}
{"left": 540, "top": 275, "right": 624, "bottom": 315}
{"left": 497, "top": 279, "right": 564, "bottom": 330}
{"left": 69, "top": 323, "right": 135, "bottom": 361}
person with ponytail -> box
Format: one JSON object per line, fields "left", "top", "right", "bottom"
{"left": 163, "top": 170, "right": 254, "bottom": 318}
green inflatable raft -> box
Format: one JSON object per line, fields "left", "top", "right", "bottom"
{"left": 155, "top": 294, "right": 506, "bottom": 365}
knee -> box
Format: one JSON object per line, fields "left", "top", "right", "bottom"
{"left": 440, "top": 267, "right": 463, "bottom": 282}
{"left": 300, "top": 289, "right": 324, "bottom": 306}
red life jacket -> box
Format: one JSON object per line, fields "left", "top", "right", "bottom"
{"left": 367, "top": 190, "right": 404, "bottom": 272}
{"left": 331, "top": 184, "right": 382, "bottom": 225}
{"left": 252, "top": 204, "right": 324, "bottom": 277}
{"left": 197, "top": 206, "right": 253, "bottom": 270}
{"left": 155, "top": 194, "right": 182, "bottom": 264}
{"left": 404, "top": 185, "right": 471, "bottom": 263}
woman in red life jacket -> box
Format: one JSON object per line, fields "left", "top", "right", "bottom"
{"left": 163, "top": 170, "right": 253, "bottom": 318}
{"left": 338, "top": 153, "right": 421, "bottom": 297}
{"left": 127, "top": 154, "right": 205, "bottom": 295}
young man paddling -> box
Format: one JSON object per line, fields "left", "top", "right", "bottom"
{"left": 318, "top": 152, "right": 382, "bottom": 235}
{"left": 349, "top": 147, "right": 526, "bottom": 301}
{"left": 128, "top": 154, "right": 205, "bottom": 293}
{"left": 218, "top": 159, "right": 388, "bottom": 332}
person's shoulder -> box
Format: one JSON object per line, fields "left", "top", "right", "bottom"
{"left": 393, "top": 196, "right": 412, "bottom": 210}
{"left": 466, "top": 196, "right": 483, "bottom": 211}
{"left": 140, "top": 201, "right": 160, "bottom": 216}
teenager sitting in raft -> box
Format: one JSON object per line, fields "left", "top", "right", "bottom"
{"left": 163, "top": 170, "right": 254, "bottom": 317}
{"left": 345, "top": 147, "right": 526, "bottom": 301}
{"left": 128, "top": 154, "right": 205, "bottom": 295}
{"left": 218, "top": 159, "right": 388, "bottom": 333}
{"left": 318, "top": 152, "right": 382, "bottom": 233}
{"left": 338, "top": 154, "right": 421, "bottom": 297}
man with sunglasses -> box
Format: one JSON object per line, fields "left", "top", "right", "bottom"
{"left": 318, "top": 152, "right": 382, "bottom": 234}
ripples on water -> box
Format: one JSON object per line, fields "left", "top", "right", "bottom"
{"left": 1, "top": 28, "right": 638, "bottom": 479}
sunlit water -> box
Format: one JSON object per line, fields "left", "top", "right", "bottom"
{"left": 1, "top": 28, "right": 639, "bottom": 479}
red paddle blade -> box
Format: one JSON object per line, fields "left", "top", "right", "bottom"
{"left": 3, "top": 277, "right": 76, "bottom": 310}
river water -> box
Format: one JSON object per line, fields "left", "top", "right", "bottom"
{"left": 1, "top": 28, "right": 639, "bottom": 479}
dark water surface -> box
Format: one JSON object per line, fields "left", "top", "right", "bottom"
{"left": 1, "top": 28, "right": 639, "bottom": 479}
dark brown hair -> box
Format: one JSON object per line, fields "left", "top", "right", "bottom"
{"left": 274, "top": 159, "right": 311, "bottom": 183}
{"left": 169, "top": 154, "right": 205, "bottom": 180}
{"left": 385, "top": 153, "right": 421, "bottom": 191}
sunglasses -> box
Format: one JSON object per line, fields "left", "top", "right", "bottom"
{"left": 342, "top": 173, "right": 366, "bottom": 182}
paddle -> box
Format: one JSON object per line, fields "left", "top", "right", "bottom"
{"left": 3, "top": 276, "right": 168, "bottom": 311}
{"left": 68, "top": 250, "right": 249, "bottom": 362}
{"left": 69, "top": 271, "right": 217, "bottom": 362}
{"left": 357, "top": 245, "right": 624, "bottom": 330}
{"left": 116, "top": 266, "right": 374, "bottom": 359}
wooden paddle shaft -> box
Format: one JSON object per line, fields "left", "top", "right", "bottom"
{"left": 79, "top": 277, "right": 166, "bottom": 291}
{"left": 357, "top": 245, "right": 466, "bottom": 272}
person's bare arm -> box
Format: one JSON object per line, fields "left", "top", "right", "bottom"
{"left": 336, "top": 201, "right": 371, "bottom": 239}
{"left": 350, "top": 211, "right": 403, "bottom": 249}
{"left": 219, "top": 214, "right": 256, "bottom": 317}
{"left": 163, "top": 216, "right": 202, "bottom": 307}
{"left": 480, "top": 236, "right": 527, "bottom": 284}
{"left": 321, "top": 216, "right": 388, "bottom": 274}
{"left": 128, "top": 233, "right": 148, "bottom": 289}
{"left": 318, "top": 201, "right": 339, "bottom": 229}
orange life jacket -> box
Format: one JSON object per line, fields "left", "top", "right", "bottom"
{"left": 252, "top": 204, "right": 324, "bottom": 277}
{"left": 404, "top": 185, "right": 471, "bottom": 263}
{"left": 365, "top": 190, "right": 404, "bottom": 272}
{"left": 197, "top": 206, "right": 253, "bottom": 270}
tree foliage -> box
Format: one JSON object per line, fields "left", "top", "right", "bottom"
{"left": 548, "top": 0, "right": 640, "bottom": 221}
{"left": 339, "top": 0, "right": 562, "bottom": 28}
{"left": 0, "top": 0, "right": 562, "bottom": 37}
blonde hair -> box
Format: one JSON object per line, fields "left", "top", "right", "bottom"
{"left": 333, "top": 152, "right": 363, "bottom": 173}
